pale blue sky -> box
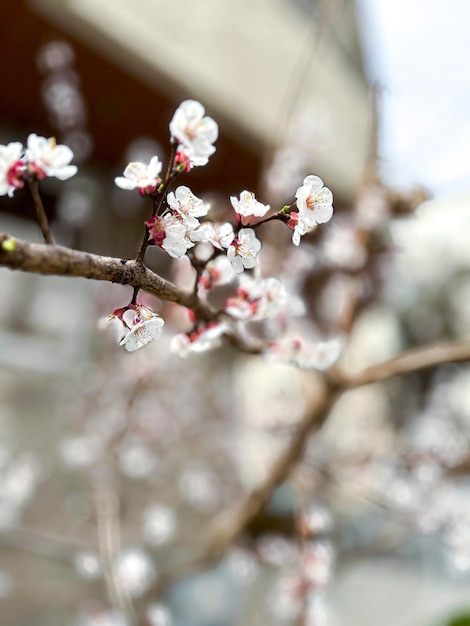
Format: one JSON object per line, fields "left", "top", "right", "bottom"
{"left": 356, "top": 0, "right": 470, "bottom": 195}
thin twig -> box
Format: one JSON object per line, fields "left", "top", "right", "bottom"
{"left": 0, "top": 525, "right": 93, "bottom": 564}
{"left": 135, "top": 142, "right": 179, "bottom": 265}
{"left": 96, "top": 481, "right": 137, "bottom": 626}
{"left": 28, "top": 179, "right": 54, "bottom": 245}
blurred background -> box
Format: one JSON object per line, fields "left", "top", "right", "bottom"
{"left": 1, "top": 1, "right": 470, "bottom": 625}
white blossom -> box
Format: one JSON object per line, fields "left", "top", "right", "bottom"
{"left": 190, "top": 221, "right": 234, "bottom": 250}
{"left": 167, "top": 185, "right": 208, "bottom": 225}
{"left": 147, "top": 604, "right": 173, "bottom": 626}
{"left": 74, "top": 551, "right": 101, "bottom": 580}
{"left": 26, "top": 134, "right": 77, "bottom": 180}
{"left": 161, "top": 221, "right": 195, "bottom": 258}
{"left": 0, "top": 142, "right": 25, "bottom": 196}
{"left": 198, "top": 256, "right": 235, "bottom": 292}
{"left": 115, "top": 549, "right": 156, "bottom": 598}
{"left": 147, "top": 213, "right": 196, "bottom": 258}
{"left": 293, "top": 175, "right": 333, "bottom": 245}
{"left": 169, "top": 100, "right": 218, "bottom": 167}
{"left": 107, "top": 304, "right": 164, "bottom": 352}
{"left": 230, "top": 190, "right": 270, "bottom": 223}
{"left": 225, "top": 275, "right": 288, "bottom": 321}
{"left": 143, "top": 505, "right": 177, "bottom": 546}
{"left": 114, "top": 156, "right": 162, "bottom": 194}
{"left": 265, "top": 336, "right": 343, "bottom": 370}
{"left": 171, "top": 323, "right": 227, "bottom": 357}
{"left": 227, "top": 228, "right": 261, "bottom": 273}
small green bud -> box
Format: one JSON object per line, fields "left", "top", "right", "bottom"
{"left": 280, "top": 205, "right": 291, "bottom": 214}
{"left": 1, "top": 238, "right": 16, "bottom": 252}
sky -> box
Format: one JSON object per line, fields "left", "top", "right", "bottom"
{"left": 356, "top": 0, "right": 470, "bottom": 196}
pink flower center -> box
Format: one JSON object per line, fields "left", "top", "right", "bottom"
{"left": 7, "top": 160, "right": 26, "bottom": 189}
{"left": 146, "top": 217, "right": 167, "bottom": 247}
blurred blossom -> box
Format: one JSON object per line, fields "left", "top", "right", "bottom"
{"left": 118, "top": 443, "right": 157, "bottom": 479}
{"left": 266, "top": 335, "right": 343, "bottom": 372}
{"left": 390, "top": 196, "right": 470, "bottom": 296}
{"left": 37, "top": 40, "right": 75, "bottom": 73}
{"left": 59, "top": 436, "right": 103, "bottom": 469}
{"left": 57, "top": 182, "right": 96, "bottom": 228}
{"left": 0, "top": 454, "right": 43, "bottom": 528}
{"left": 343, "top": 307, "right": 402, "bottom": 371}
{"left": 301, "top": 503, "right": 333, "bottom": 535}
{"left": 445, "top": 367, "right": 470, "bottom": 423}
{"left": 304, "top": 592, "right": 329, "bottom": 626}
{"left": 268, "top": 573, "right": 303, "bottom": 619}
{"left": 356, "top": 185, "right": 390, "bottom": 229}
{"left": 444, "top": 498, "right": 470, "bottom": 577}
{"left": 225, "top": 548, "right": 259, "bottom": 585}
{"left": 413, "top": 460, "right": 442, "bottom": 484}
{"left": 179, "top": 465, "right": 221, "bottom": 512}
{"left": 75, "top": 551, "right": 101, "bottom": 580}
{"left": 320, "top": 217, "right": 366, "bottom": 270}
{"left": 277, "top": 242, "right": 319, "bottom": 291}
{"left": 143, "top": 504, "right": 177, "bottom": 546}
{"left": 405, "top": 413, "right": 468, "bottom": 467}
{"left": 256, "top": 534, "right": 299, "bottom": 568}
{"left": 263, "top": 106, "right": 333, "bottom": 203}
{"left": 264, "top": 144, "right": 306, "bottom": 201}
{"left": 318, "top": 274, "right": 357, "bottom": 326}
{"left": 62, "top": 130, "right": 94, "bottom": 164}
{"left": 302, "top": 541, "right": 334, "bottom": 589}
{"left": 115, "top": 549, "right": 156, "bottom": 598}
{"left": 383, "top": 475, "right": 424, "bottom": 514}
{"left": 147, "top": 603, "right": 173, "bottom": 626}
{"left": 235, "top": 359, "right": 306, "bottom": 429}
{"left": 448, "top": 551, "right": 470, "bottom": 576}
{"left": 75, "top": 609, "right": 128, "bottom": 626}
{"left": 42, "top": 74, "right": 86, "bottom": 127}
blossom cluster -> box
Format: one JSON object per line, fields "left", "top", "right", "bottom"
{"left": 0, "top": 134, "right": 77, "bottom": 196}
{"left": 106, "top": 304, "right": 164, "bottom": 352}
{"left": 0, "top": 99, "right": 337, "bottom": 369}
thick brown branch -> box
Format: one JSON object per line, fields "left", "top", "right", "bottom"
{"left": 334, "top": 339, "right": 470, "bottom": 388}
{"left": 144, "top": 382, "right": 342, "bottom": 598}
{"left": 0, "top": 236, "right": 216, "bottom": 321}
{"left": 202, "top": 383, "right": 341, "bottom": 559}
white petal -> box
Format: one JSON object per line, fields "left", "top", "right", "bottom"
{"left": 313, "top": 203, "right": 333, "bottom": 224}
{"left": 53, "top": 165, "right": 77, "bottom": 180}
{"left": 115, "top": 176, "right": 137, "bottom": 190}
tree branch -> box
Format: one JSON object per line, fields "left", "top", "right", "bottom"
{"left": 202, "top": 384, "right": 341, "bottom": 560}
{"left": 0, "top": 235, "right": 216, "bottom": 321}
{"left": 334, "top": 338, "right": 470, "bottom": 388}
{"left": 144, "top": 381, "right": 342, "bottom": 597}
